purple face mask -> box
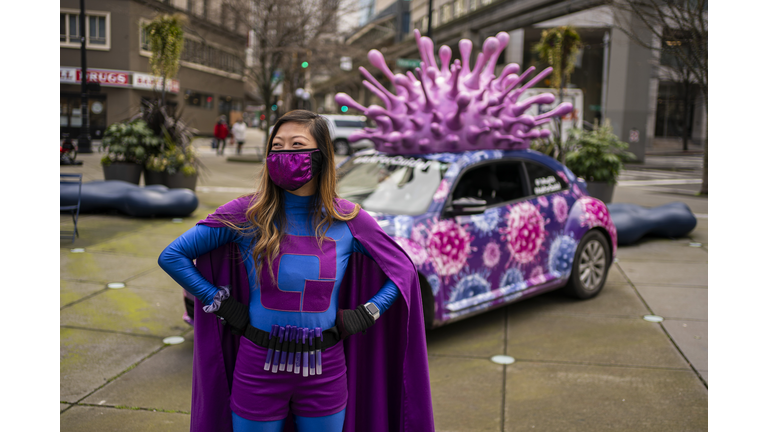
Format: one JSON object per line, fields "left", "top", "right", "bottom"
{"left": 266, "top": 149, "right": 323, "bottom": 191}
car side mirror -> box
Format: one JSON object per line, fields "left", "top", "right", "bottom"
{"left": 446, "top": 197, "right": 487, "bottom": 216}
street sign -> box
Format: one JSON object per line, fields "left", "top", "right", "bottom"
{"left": 396, "top": 58, "right": 421, "bottom": 69}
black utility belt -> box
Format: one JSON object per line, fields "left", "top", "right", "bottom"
{"left": 243, "top": 324, "right": 341, "bottom": 376}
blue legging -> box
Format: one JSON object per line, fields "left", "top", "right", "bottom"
{"left": 232, "top": 409, "right": 346, "bottom": 432}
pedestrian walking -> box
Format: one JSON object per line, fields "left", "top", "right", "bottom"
{"left": 231, "top": 118, "right": 248, "bottom": 155}
{"left": 158, "top": 110, "right": 434, "bottom": 432}
{"left": 214, "top": 116, "right": 229, "bottom": 156}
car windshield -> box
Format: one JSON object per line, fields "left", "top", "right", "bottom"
{"left": 337, "top": 154, "right": 450, "bottom": 215}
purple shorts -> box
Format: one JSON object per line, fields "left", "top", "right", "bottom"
{"left": 230, "top": 336, "right": 348, "bottom": 421}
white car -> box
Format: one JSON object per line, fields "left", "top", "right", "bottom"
{"left": 269, "top": 114, "right": 374, "bottom": 156}
{"left": 323, "top": 114, "right": 374, "bottom": 156}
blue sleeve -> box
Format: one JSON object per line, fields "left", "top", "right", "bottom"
{"left": 352, "top": 238, "right": 401, "bottom": 314}
{"left": 158, "top": 225, "right": 239, "bottom": 305}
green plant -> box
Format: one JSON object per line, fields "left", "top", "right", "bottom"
{"left": 564, "top": 121, "right": 636, "bottom": 184}
{"left": 533, "top": 26, "right": 581, "bottom": 93}
{"left": 100, "top": 119, "right": 162, "bottom": 165}
{"left": 145, "top": 13, "right": 185, "bottom": 106}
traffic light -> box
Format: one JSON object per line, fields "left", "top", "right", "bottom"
{"left": 301, "top": 61, "right": 309, "bottom": 68}
{"left": 271, "top": 105, "right": 278, "bottom": 111}
{"left": 260, "top": 114, "right": 265, "bottom": 120}
{"left": 341, "top": 106, "right": 348, "bottom": 113}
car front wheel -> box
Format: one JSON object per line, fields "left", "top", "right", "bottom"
{"left": 563, "top": 230, "right": 610, "bottom": 299}
{"left": 334, "top": 139, "right": 351, "bottom": 156}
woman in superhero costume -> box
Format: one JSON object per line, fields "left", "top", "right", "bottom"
{"left": 159, "top": 110, "right": 434, "bottom": 432}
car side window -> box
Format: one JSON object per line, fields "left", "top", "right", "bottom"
{"left": 525, "top": 162, "right": 568, "bottom": 196}
{"left": 334, "top": 120, "right": 366, "bottom": 128}
{"left": 451, "top": 161, "right": 527, "bottom": 206}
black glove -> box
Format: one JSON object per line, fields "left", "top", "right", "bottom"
{"left": 336, "top": 304, "right": 375, "bottom": 340}
{"left": 213, "top": 296, "right": 249, "bottom": 335}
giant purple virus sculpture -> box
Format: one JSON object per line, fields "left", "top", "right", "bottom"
{"left": 335, "top": 30, "right": 573, "bottom": 155}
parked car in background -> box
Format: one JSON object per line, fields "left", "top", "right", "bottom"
{"left": 268, "top": 114, "right": 374, "bottom": 156}
{"left": 334, "top": 148, "right": 618, "bottom": 329}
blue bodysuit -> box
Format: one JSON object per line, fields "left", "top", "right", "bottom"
{"left": 158, "top": 191, "right": 400, "bottom": 431}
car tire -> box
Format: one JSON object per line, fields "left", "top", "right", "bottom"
{"left": 334, "top": 139, "right": 351, "bottom": 156}
{"left": 563, "top": 230, "right": 610, "bottom": 299}
{"left": 418, "top": 274, "right": 435, "bottom": 330}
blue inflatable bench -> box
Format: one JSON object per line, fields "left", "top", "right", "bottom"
{"left": 606, "top": 201, "right": 697, "bottom": 246}
{"left": 60, "top": 180, "right": 198, "bottom": 218}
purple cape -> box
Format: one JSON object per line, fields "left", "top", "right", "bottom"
{"left": 190, "top": 196, "right": 434, "bottom": 432}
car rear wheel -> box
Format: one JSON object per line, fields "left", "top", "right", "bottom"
{"left": 418, "top": 273, "right": 435, "bottom": 330}
{"left": 334, "top": 139, "right": 351, "bottom": 156}
{"left": 563, "top": 230, "right": 610, "bottom": 299}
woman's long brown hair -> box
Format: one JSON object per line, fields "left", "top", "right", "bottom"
{"left": 219, "top": 110, "right": 360, "bottom": 281}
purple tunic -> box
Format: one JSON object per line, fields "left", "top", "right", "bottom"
{"left": 189, "top": 195, "right": 434, "bottom": 432}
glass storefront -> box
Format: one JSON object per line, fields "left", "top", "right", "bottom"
{"left": 60, "top": 93, "right": 107, "bottom": 139}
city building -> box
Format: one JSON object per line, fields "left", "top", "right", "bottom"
{"left": 312, "top": 0, "right": 708, "bottom": 162}
{"left": 60, "top": 0, "right": 249, "bottom": 139}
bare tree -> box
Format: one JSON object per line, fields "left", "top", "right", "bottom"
{"left": 222, "top": 0, "right": 360, "bottom": 144}
{"left": 611, "top": 0, "right": 708, "bottom": 194}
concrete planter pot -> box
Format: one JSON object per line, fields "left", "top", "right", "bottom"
{"left": 103, "top": 162, "right": 143, "bottom": 185}
{"left": 143, "top": 169, "right": 165, "bottom": 186}
{"left": 586, "top": 181, "right": 615, "bottom": 203}
{"left": 164, "top": 172, "right": 198, "bottom": 191}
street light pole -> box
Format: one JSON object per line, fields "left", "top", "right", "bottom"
{"left": 427, "top": 0, "right": 434, "bottom": 39}
{"left": 78, "top": 0, "right": 92, "bottom": 153}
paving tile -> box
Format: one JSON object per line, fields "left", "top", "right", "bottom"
{"left": 61, "top": 287, "right": 189, "bottom": 337}
{"left": 688, "top": 218, "right": 708, "bottom": 245}
{"left": 617, "top": 261, "right": 707, "bottom": 287}
{"left": 605, "top": 264, "right": 628, "bottom": 284}
{"left": 128, "top": 267, "right": 184, "bottom": 292}
{"left": 60, "top": 214, "right": 158, "bottom": 249}
{"left": 635, "top": 285, "right": 707, "bottom": 320}
{"left": 700, "top": 370, "right": 707, "bottom": 384}
{"left": 428, "top": 355, "right": 503, "bottom": 432}
{"left": 61, "top": 403, "right": 72, "bottom": 412}
{"left": 61, "top": 328, "right": 162, "bottom": 402}
{"left": 662, "top": 320, "right": 708, "bottom": 372}
{"left": 504, "top": 309, "right": 690, "bottom": 368}
{"left": 427, "top": 306, "right": 505, "bottom": 357}
{"left": 84, "top": 334, "right": 194, "bottom": 412}
{"left": 60, "top": 405, "right": 190, "bottom": 432}
{"left": 615, "top": 238, "right": 708, "bottom": 262}
{"left": 87, "top": 231, "right": 184, "bottom": 259}
{"left": 522, "top": 283, "right": 651, "bottom": 317}
{"left": 61, "top": 279, "right": 105, "bottom": 308}
{"left": 504, "top": 362, "right": 708, "bottom": 432}
{"left": 60, "top": 250, "right": 159, "bottom": 284}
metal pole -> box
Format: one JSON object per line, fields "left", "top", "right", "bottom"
{"left": 427, "top": 0, "right": 434, "bottom": 39}
{"left": 78, "top": 0, "right": 92, "bottom": 153}
{"left": 600, "top": 31, "right": 610, "bottom": 126}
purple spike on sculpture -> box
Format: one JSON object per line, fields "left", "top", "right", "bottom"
{"left": 335, "top": 30, "right": 573, "bottom": 154}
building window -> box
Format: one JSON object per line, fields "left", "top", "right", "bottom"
{"left": 185, "top": 90, "right": 215, "bottom": 110}
{"left": 181, "top": 38, "right": 243, "bottom": 75}
{"left": 89, "top": 16, "right": 106, "bottom": 45}
{"left": 481, "top": 0, "right": 493, "bottom": 6}
{"left": 469, "top": 0, "right": 477, "bottom": 11}
{"left": 141, "top": 20, "right": 243, "bottom": 76}
{"left": 60, "top": 10, "right": 110, "bottom": 50}
{"left": 454, "top": 0, "right": 465, "bottom": 17}
{"left": 440, "top": 4, "right": 451, "bottom": 24}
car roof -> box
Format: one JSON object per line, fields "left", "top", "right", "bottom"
{"left": 354, "top": 148, "right": 567, "bottom": 171}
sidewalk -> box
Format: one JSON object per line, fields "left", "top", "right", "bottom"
{"left": 60, "top": 152, "right": 707, "bottom": 431}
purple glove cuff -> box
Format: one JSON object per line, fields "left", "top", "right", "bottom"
{"left": 202, "top": 286, "right": 231, "bottom": 313}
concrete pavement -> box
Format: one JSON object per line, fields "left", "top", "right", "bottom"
{"left": 60, "top": 142, "right": 707, "bottom": 431}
